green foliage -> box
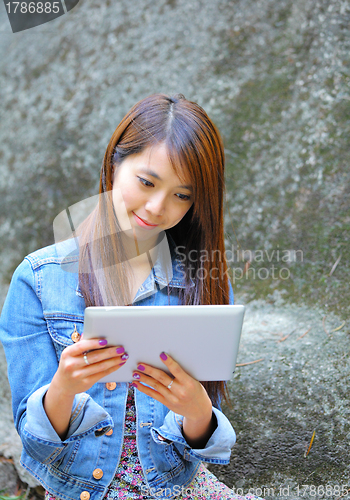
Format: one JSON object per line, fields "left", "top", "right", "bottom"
{"left": 0, "top": 493, "right": 25, "bottom": 500}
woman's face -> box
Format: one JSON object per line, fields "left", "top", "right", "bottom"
{"left": 112, "top": 143, "right": 193, "bottom": 243}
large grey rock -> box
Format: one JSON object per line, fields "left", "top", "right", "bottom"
{"left": 0, "top": 0, "right": 348, "bottom": 312}
{"left": 0, "top": 461, "right": 19, "bottom": 494}
{"left": 208, "top": 293, "right": 350, "bottom": 498}
{"left": 0, "top": 0, "right": 349, "bottom": 496}
{"left": 0, "top": 348, "right": 38, "bottom": 487}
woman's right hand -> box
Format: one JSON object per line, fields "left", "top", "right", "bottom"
{"left": 43, "top": 338, "right": 127, "bottom": 439}
{"left": 53, "top": 338, "right": 128, "bottom": 396}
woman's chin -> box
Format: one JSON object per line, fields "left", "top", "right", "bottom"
{"left": 118, "top": 223, "right": 160, "bottom": 245}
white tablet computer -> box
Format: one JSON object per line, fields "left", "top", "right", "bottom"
{"left": 83, "top": 305, "right": 245, "bottom": 382}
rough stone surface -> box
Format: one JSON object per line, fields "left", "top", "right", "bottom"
{"left": 0, "top": 347, "right": 38, "bottom": 487}
{"left": 0, "top": 460, "right": 19, "bottom": 494}
{"left": 208, "top": 293, "right": 350, "bottom": 498}
{"left": 0, "top": 0, "right": 349, "bottom": 497}
{"left": 0, "top": 0, "right": 349, "bottom": 318}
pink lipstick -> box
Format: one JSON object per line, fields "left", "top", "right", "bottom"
{"left": 132, "top": 212, "right": 159, "bottom": 229}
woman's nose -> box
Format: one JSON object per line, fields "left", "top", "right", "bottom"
{"left": 145, "top": 194, "right": 166, "bottom": 216}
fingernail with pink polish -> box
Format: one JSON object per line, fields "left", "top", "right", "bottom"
{"left": 160, "top": 352, "right": 168, "bottom": 361}
{"left": 99, "top": 339, "right": 108, "bottom": 346}
{"left": 131, "top": 382, "right": 138, "bottom": 388}
{"left": 133, "top": 373, "right": 140, "bottom": 379}
{"left": 116, "top": 347, "right": 125, "bottom": 354}
{"left": 137, "top": 364, "right": 145, "bottom": 371}
{"left": 121, "top": 353, "right": 129, "bottom": 360}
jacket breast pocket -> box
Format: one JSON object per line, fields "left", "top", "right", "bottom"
{"left": 45, "top": 315, "right": 84, "bottom": 362}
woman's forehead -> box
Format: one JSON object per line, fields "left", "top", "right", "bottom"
{"left": 138, "top": 143, "right": 192, "bottom": 186}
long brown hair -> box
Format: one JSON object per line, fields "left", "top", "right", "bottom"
{"left": 79, "top": 93, "right": 231, "bottom": 407}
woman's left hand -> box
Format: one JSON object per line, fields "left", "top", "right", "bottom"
{"left": 132, "top": 352, "right": 215, "bottom": 447}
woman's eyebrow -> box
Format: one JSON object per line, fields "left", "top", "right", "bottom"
{"left": 140, "top": 168, "right": 193, "bottom": 191}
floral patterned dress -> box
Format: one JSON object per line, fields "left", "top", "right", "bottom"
{"left": 45, "top": 384, "right": 263, "bottom": 500}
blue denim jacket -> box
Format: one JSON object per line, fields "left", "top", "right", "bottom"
{"left": 0, "top": 236, "right": 236, "bottom": 500}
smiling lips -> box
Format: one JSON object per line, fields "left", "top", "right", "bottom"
{"left": 132, "top": 212, "right": 159, "bottom": 228}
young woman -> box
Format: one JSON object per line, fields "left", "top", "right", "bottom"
{"left": 0, "top": 94, "right": 263, "bottom": 500}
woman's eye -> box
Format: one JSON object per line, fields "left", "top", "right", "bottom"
{"left": 137, "top": 177, "right": 190, "bottom": 200}
{"left": 176, "top": 193, "right": 191, "bottom": 201}
{"left": 138, "top": 177, "right": 154, "bottom": 187}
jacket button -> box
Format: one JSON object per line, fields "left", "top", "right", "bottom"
{"left": 80, "top": 492, "right": 90, "bottom": 500}
{"left": 106, "top": 428, "right": 113, "bottom": 436}
{"left": 92, "top": 468, "right": 103, "bottom": 479}
{"left": 105, "top": 382, "right": 116, "bottom": 391}
{"left": 71, "top": 331, "right": 81, "bottom": 342}
{"left": 71, "top": 325, "right": 80, "bottom": 342}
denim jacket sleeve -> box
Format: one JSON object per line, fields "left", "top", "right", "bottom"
{"left": 151, "top": 407, "right": 236, "bottom": 464}
{"left": 0, "top": 258, "right": 113, "bottom": 463}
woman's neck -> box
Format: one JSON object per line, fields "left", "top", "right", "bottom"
{"left": 121, "top": 230, "right": 160, "bottom": 266}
